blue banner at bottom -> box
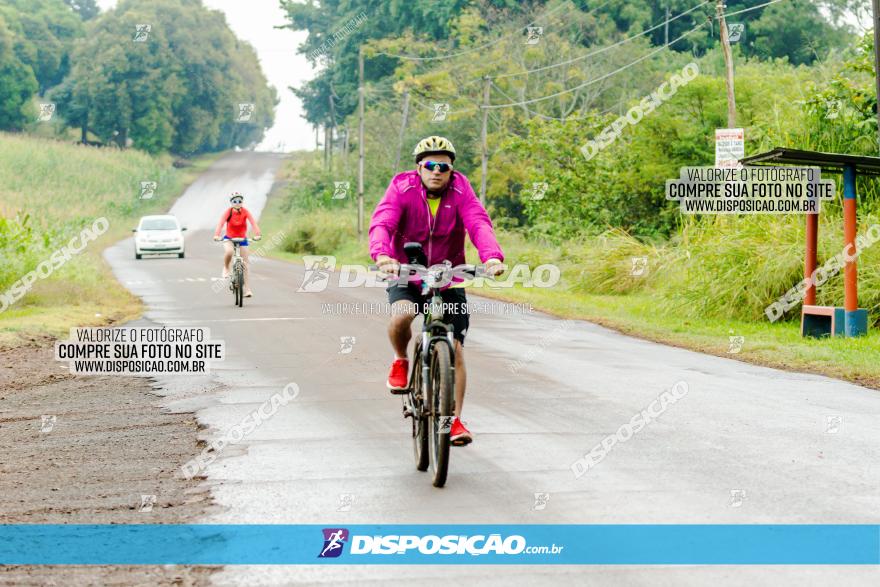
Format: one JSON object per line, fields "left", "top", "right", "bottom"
{"left": 1, "top": 525, "right": 878, "bottom": 565}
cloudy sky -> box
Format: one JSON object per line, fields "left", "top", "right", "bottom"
{"left": 96, "top": 0, "right": 316, "bottom": 152}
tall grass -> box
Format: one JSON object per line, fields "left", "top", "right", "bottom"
{"left": 266, "top": 142, "right": 880, "bottom": 329}
{"left": 269, "top": 197, "right": 880, "bottom": 328}
{"left": 279, "top": 208, "right": 359, "bottom": 256}
{"left": 0, "top": 214, "right": 49, "bottom": 292}
{"left": 0, "top": 132, "right": 181, "bottom": 231}
{"left": 564, "top": 213, "right": 880, "bottom": 325}
{"left": 0, "top": 132, "right": 198, "bottom": 319}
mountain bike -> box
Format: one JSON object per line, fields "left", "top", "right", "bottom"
{"left": 229, "top": 238, "right": 246, "bottom": 307}
{"left": 218, "top": 236, "right": 259, "bottom": 307}
{"left": 389, "top": 242, "right": 482, "bottom": 488}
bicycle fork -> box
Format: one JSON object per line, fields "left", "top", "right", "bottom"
{"left": 402, "top": 332, "right": 457, "bottom": 420}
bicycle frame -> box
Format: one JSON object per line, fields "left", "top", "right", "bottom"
{"left": 410, "top": 290, "right": 456, "bottom": 419}
{"left": 231, "top": 242, "right": 243, "bottom": 272}
{"left": 399, "top": 257, "right": 480, "bottom": 409}
{"left": 224, "top": 237, "right": 248, "bottom": 307}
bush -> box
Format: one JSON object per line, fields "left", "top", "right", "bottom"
{"left": 0, "top": 214, "right": 44, "bottom": 290}
{"left": 280, "top": 208, "right": 358, "bottom": 255}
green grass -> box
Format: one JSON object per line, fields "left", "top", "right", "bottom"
{"left": 473, "top": 284, "right": 880, "bottom": 390}
{"left": 257, "top": 153, "right": 368, "bottom": 264}
{"left": 0, "top": 132, "right": 224, "bottom": 347}
{"left": 258, "top": 155, "right": 880, "bottom": 389}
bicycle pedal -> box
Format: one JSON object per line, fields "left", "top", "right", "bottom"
{"left": 389, "top": 387, "right": 410, "bottom": 396}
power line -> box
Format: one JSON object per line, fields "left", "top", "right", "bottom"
{"left": 490, "top": 80, "right": 606, "bottom": 121}
{"left": 717, "top": 0, "right": 786, "bottom": 19}
{"left": 372, "top": 1, "right": 575, "bottom": 62}
{"left": 361, "top": 0, "right": 777, "bottom": 123}
{"left": 409, "top": 94, "right": 479, "bottom": 116}
{"left": 486, "top": 20, "right": 707, "bottom": 109}
{"left": 494, "top": 0, "right": 712, "bottom": 80}
{"left": 382, "top": 0, "right": 615, "bottom": 93}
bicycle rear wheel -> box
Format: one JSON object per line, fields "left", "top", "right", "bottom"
{"left": 410, "top": 345, "right": 429, "bottom": 472}
{"left": 233, "top": 265, "right": 243, "bottom": 307}
{"left": 428, "top": 342, "right": 454, "bottom": 488}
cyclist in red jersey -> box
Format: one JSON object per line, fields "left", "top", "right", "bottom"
{"left": 213, "top": 192, "right": 262, "bottom": 297}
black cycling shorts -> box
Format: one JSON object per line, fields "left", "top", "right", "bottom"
{"left": 387, "top": 283, "right": 469, "bottom": 344}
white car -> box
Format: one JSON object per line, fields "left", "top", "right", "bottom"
{"left": 133, "top": 215, "right": 187, "bottom": 259}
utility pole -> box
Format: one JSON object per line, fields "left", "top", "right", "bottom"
{"left": 717, "top": 0, "right": 736, "bottom": 128}
{"left": 357, "top": 47, "right": 365, "bottom": 238}
{"left": 479, "top": 76, "right": 490, "bottom": 206}
{"left": 328, "top": 89, "right": 337, "bottom": 173}
{"left": 324, "top": 124, "right": 330, "bottom": 171}
{"left": 342, "top": 124, "right": 349, "bottom": 169}
{"left": 393, "top": 90, "right": 410, "bottom": 175}
{"left": 665, "top": 3, "right": 670, "bottom": 47}
{"left": 872, "top": 0, "right": 880, "bottom": 154}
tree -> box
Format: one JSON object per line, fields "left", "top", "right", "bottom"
{"left": 63, "top": 0, "right": 100, "bottom": 21}
{"left": 0, "top": 0, "right": 85, "bottom": 94}
{"left": 281, "top": 0, "right": 478, "bottom": 125}
{"left": 284, "top": 0, "right": 858, "bottom": 125}
{"left": 0, "top": 16, "right": 38, "bottom": 130}
{"left": 747, "top": 0, "right": 850, "bottom": 65}
{"left": 56, "top": 0, "right": 276, "bottom": 153}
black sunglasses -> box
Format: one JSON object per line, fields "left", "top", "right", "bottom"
{"left": 421, "top": 161, "right": 453, "bottom": 173}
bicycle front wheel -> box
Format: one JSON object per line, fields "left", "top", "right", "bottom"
{"left": 428, "top": 342, "right": 454, "bottom": 488}
{"left": 410, "top": 347, "right": 429, "bottom": 471}
{"left": 234, "top": 265, "right": 244, "bottom": 307}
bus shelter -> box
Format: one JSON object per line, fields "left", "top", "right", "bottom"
{"left": 739, "top": 148, "right": 877, "bottom": 338}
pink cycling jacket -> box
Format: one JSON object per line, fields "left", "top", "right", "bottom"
{"left": 369, "top": 170, "right": 504, "bottom": 267}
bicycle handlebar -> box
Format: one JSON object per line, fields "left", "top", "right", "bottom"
{"left": 370, "top": 262, "right": 491, "bottom": 284}
{"left": 214, "top": 236, "right": 261, "bottom": 243}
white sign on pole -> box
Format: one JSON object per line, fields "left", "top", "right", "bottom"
{"left": 715, "top": 128, "right": 744, "bottom": 168}
{"left": 728, "top": 23, "right": 745, "bottom": 43}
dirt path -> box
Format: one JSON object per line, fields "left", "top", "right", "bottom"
{"left": 0, "top": 337, "right": 217, "bottom": 586}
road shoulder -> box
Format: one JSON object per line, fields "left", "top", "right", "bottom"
{"left": 0, "top": 337, "right": 217, "bottom": 586}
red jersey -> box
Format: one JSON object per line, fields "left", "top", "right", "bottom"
{"left": 214, "top": 206, "right": 261, "bottom": 239}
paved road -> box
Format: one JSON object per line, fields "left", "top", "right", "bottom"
{"left": 105, "top": 152, "right": 880, "bottom": 585}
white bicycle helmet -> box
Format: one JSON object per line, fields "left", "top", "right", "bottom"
{"left": 413, "top": 136, "right": 456, "bottom": 164}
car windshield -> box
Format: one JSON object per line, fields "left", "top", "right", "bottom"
{"left": 140, "top": 218, "right": 178, "bottom": 230}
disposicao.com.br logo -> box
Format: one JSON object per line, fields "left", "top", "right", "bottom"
{"left": 298, "top": 255, "right": 560, "bottom": 292}
{"left": 318, "top": 528, "right": 564, "bottom": 558}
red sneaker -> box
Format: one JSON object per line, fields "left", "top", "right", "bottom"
{"left": 450, "top": 417, "right": 472, "bottom": 446}
{"left": 386, "top": 358, "right": 409, "bottom": 393}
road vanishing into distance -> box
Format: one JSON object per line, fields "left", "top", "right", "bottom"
{"left": 105, "top": 152, "right": 880, "bottom": 585}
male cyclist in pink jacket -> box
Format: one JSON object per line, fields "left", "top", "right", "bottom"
{"left": 369, "top": 136, "right": 505, "bottom": 446}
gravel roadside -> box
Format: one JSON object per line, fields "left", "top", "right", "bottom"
{"left": 0, "top": 337, "right": 218, "bottom": 586}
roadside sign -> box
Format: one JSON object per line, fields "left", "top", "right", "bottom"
{"left": 728, "top": 23, "right": 745, "bottom": 43}
{"left": 715, "top": 128, "right": 744, "bottom": 168}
